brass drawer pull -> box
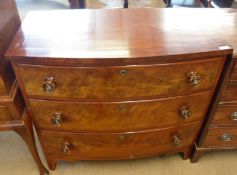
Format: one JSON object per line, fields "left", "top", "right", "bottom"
{"left": 42, "top": 77, "right": 57, "bottom": 92}
{"left": 61, "top": 141, "right": 73, "bottom": 154}
{"left": 179, "top": 106, "right": 192, "bottom": 119}
{"left": 172, "top": 135, "right": 182, "bottom": 146}
{"left": 219, "top": 134, "right": 233, "bottom": 142}
{"left": 120, "top": 69, "right": 127, "bottom": 76}
{"left": 187, "top": 72, "right": 202, "bottom": 86}
{"left": 51, "top": 112, "right": 63, "bottom": 127}
{"left": 230, "top": 112, "right": 237, "bottom": 121}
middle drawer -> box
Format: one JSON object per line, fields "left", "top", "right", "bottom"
{"left": 30, "top": 91, "right": 211, "bottom": 132}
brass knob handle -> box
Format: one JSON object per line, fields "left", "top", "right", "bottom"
{"left": 187, "top": 72, "right": 202, "bottom": 86}
{"left": 42, "top": 77, "right": 57, "bottom": 92}
{"left": 230, "top": 112, "right": 237, "bottom": 121}
{"left": 219, "top": 134, "right": 233, "bottom": 142}
{"left": 172, "top": 135, "right": 182, "bottom": 146}
{"left": 120, "top": 69, "right": 127, "bottom": 76}
{"left": 51, "top": 112, "right": 63, "bottom": 127}
{"left": 61, "top": 141, "right": 73, "bottom": 154}
{"left": 179, "top": 106, "right": 192, "bottom": 119}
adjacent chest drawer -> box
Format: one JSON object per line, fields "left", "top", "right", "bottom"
{"left": 212, "top": 105, "right": 237, "bottom": 125}
{"left": 0, "top": 106, "right": 11, "bottom": 121}
{"left": 230, "top": 60, "right": 237, "bottom": 82}
{"left": 203, "top": 126, "right": 237, "bottom": 147}
{"left": 220, "top": 83, "right": 237, "bottom": 102}
{"left": 18, "top": 58, "right": 223, "bottom": 100}
{"left": 30, "top": 91, "right": 210, "bottom": 132}
{"left": 41, "top": 122, "right": 200, "bottom": 159}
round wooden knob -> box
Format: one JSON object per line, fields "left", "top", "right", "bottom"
{"left": 179, "top": 106, "right": 192, "bottom": 119}
{"left": 42, "top": 77, "right": 57, "bottom": 92}
{"left": 61, "top": 141, "right": 73, "bottom": 154}
{"left": 187, "top": 72, "right": 202, "bottom": 86}
{"left": 172, "top": 135, "right": 182, "bottom": 146}
{"left": 51, "top": 112, "right": 63, "bottom": 127}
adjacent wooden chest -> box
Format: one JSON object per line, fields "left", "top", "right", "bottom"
{"left": 191, "top": 59, "right": 237, "bottom": 162}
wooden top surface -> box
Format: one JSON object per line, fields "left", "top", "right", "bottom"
{"left": 6, "top": 8, "right": 236, "bottom": 64}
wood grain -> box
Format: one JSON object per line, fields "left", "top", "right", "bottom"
{"left": 0, "top": 82, "right": 24, "bottom": 121}
{"left": 212, "top": 105, "right": 237, "bottom": 125}
{"left": 41, "top": 122, "right": 201, "bottom": 160}
{"left": 5, "top": 9, "right": 235, "bottom": 65}
{"left": 230, "top": 61, "right": 237, "bottom": 82}
{"left": 30, "top": 91, "right": 210, "bottom": 132}
{"left": 0, "top": 106, "right": 11, "bottom": 121}
{"left": 0, "top": 0, "right": 20, "bottom": 95}
{"left": 18, "top": 58, "right": 224, "bottom": 100}
{"left": 220, "top": 83, "right": 237, "bottom": 102}
{"left": 203, "top": 126, "right": 237, "bottom": 147}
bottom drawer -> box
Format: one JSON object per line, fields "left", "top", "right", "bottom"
{"left": 41, "top": 122, "right": 200, "bottom": 160}
{"left": 203, "top": 126, "right": 237, "bottom": 147}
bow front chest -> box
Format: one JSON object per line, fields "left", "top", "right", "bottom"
{"left": 5, "top": 9, "right": 233, "bottom": 170}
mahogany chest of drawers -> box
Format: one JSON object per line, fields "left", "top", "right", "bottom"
{"left": 5, "top": 9, "right": 233, "bottom": 170}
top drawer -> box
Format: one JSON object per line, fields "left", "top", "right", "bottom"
{"left": 17, "top": 58, "right": 224, "bottom": 100}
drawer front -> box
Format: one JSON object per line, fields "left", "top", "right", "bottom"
{"left": 221, "top": 83, "right": 237, "bottom": 102}
{"left": 212, "top": 105, "right": 237, "bottom": 125}
{"left": 30, "top": 91, "right": 210, "bottom": 132}
{"left": 18, "top": 58, "right": 223, "bottom": 100}
{"left": 203, "top": 126, "right": 237, "bottom": 147}
{"left": 41, "top": 122, "right": 200, "bottom": 159}
{"left": 0, "top": 106, "right": 11, "bottom": 121}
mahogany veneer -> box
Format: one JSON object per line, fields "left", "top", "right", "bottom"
{"left": 0, "top": 0, "right": 48, "bottom": 174}
{"left": 5, "top": 9, "right": 233, "bottom": 170}
{"left": 29, "top": 91, "right": 210, "bottom": 132}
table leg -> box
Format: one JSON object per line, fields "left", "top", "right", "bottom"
{"left": 68, "top": 0, "right": 85, "bottom": 9}
{"left": 14, "top": 111, "right": 49, "bottom": 175}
